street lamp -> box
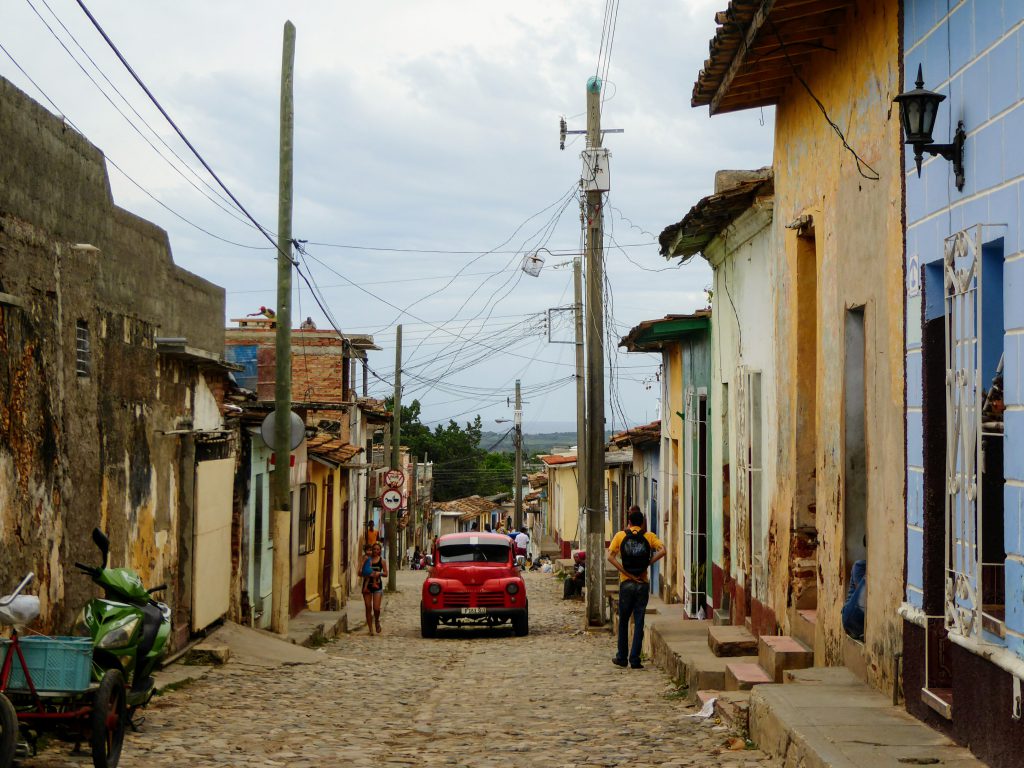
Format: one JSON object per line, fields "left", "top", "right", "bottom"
{"left": 893, "top": 64, "right": 966, "bottom": 190}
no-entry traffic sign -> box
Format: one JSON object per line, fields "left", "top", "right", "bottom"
{"left": 380, "top": 488, "right": 403, "bottom": 512}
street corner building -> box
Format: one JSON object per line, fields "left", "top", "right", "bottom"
{"left": 0, "top": 75, "right": 237, "bottom": 647}
{"left": 899, "top": 2, "right": 1024, "bottom": 765}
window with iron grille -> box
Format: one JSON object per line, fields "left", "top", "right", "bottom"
{"left": 75, "top": 320, "right": 90, "bottom": 377}
{"left": 298, "top": 483, "right": 317, "bottom": 555}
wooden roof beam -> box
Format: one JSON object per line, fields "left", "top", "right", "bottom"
{"left": 716, "top": 91, "right": 785, "bottom": 114}
{"left": 710, "top": 0, "right": 778, "bottom": 115}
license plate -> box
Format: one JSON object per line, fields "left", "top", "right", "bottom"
{"left": 461, "top": 607, "right": 486, "bottom": 615}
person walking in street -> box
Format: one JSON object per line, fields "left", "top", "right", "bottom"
{"left": 363, "top": 520, "right": 379, "bottom": 551}
{"left": 363, "top": 541, "right": 388, "bottom": 635}
{"left": 607, "top": 507, "right": 665, "bottom": 669}
{"left": 514, "top": 526, "right": 530, "bottom": 568}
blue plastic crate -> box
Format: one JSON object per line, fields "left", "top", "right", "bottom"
{"left": 2, "top": 636, "right": 93, "bottom": 692}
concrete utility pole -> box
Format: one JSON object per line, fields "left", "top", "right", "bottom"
{"left": 573, "top": 256, "right": 587, "bottom": 547}
{"left": 514, "top": 379, "right": 523, "bottom": 529}
{"left": 388, "top": 324, "right": 402, "bottom": 592}
{"left": 271, "top": 20, "right": 296, "bottom": 636}
{"left": 584, "top": 76, "right": 607, "bottom": 626}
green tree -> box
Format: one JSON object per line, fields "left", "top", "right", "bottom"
{"left": 386, "top": 399, "right": 513, "bottom": 501}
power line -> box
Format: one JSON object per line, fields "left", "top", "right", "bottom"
{"left": 0, "top": 42, "right": 266, "bottom": 250}
{"left": 28, "top": 0, "right": 258, "bottom": 231}
{"left": 73, "top": 0, "right": 291, "bottom": 259}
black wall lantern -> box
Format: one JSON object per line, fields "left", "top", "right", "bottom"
{"left": 893, "top": 65, "right": 966, "bottom": 191}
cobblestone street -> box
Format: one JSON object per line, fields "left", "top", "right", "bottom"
{"left": 34, "top": 571, "right": 771, "bottom": 768}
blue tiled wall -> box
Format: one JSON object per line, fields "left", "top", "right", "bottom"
{"left": 904, "top": 1, "right": 1024, "bottom": 648}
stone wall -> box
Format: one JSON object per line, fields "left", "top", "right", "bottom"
{"left": 0, "top": 76, "right": 226, "bottom": 634}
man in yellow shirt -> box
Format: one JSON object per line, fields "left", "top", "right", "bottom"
{"left": 607, "top": 507, "right": 665, "bottom": 669}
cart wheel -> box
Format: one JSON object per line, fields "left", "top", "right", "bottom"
{"left": 90, "top": 669, "right": 126, "bottom": 768}
{"left": 0, "top": 693, "right": 16, "bottom": 768}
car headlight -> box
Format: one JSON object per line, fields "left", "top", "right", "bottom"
{"left": 428, "top": 582, "right": 442, "bottom": 596}
{"left": 98, "top": 616, "right": 140, "bottom": 649}
{"left": 506, "top": 582, "right": 519, "bottom": 595}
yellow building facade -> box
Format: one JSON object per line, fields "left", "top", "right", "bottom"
{"left": 692, "top": 0, "right": 903, "bottom": 694}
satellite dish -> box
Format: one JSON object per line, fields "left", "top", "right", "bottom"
{"left": 260, "top": 409, "right": 305, "bottom": 451}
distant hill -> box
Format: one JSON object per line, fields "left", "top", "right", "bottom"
{"left": 481, "top": 430, "right": 611, "bottom": 457}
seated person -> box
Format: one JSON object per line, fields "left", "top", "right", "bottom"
{"left": 842, "top": 559, "right": 866, "bottom": 641}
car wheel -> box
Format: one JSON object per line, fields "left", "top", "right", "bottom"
{"left": 420, "top": 609, "right": 438, "bottom": 638}
{"left": 0, "top": 693, "right": 18, "bottom": 767}
{"left": 90, "top": 669, "right": 126, "bottom": 768}
{"left": 512, "top": 612, "right": 529, "bottom": 637}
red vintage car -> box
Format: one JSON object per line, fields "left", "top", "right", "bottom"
{"left": 420, "top": 532, "right": 528, "bottom": 637}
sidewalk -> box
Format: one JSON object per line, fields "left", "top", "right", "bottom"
{"left": 643, "top": 599, "right": 986, "bottom": 768}
{"left": 751, "top": 667, "right": 985, "bottom": 768}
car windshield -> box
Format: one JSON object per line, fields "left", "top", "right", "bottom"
{"left": 438, "top": 542, "right": 509, "bottom": 564}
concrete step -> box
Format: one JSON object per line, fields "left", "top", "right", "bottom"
{"left": 708, "top": 624, "right": 758, "bottom": 657}
{"left": 712, "top": 607, "right": 730, "bottom": 626}
{"left": 789, "top": 607, "right": 816, "bottom": 650}
{"left": 725, "top": 661, "right": 773, "bottom": 691}
{"left": 758, "top": 635, "right": 814, "bottom": 683}
{"left": 697, "top": 689, "right": 751, "bottom": 730}
{"left": 642, "top": 600, "right": 758, "bottom": 696}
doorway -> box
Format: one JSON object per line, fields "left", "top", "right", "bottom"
{"left": 253, "top": 472, "right": 264, "bottom": 621}
{"left": 843, "top": 307, "right": 868, "bottom": 574}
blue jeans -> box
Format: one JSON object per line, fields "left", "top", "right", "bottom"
{"left": 616, "top": 580, "right": 650, "bottom": 665}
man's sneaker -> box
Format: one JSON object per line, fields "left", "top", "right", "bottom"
{"left": 630, "top": 662, "right": 644, "bottom": 669}
{"left": 612, "top": 657, "right": 628, "bottom": 668}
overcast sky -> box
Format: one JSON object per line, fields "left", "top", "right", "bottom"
{"left": 0, "top": 0, "right": 773, "bottom": 433}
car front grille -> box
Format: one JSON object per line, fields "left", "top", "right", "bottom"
{"left": 442, "top": 591, "right": 506, "bottom": 608}
{"left": 476, "top": 592, "right": 506, "bottom": 607}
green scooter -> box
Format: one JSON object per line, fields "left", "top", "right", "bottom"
{"left": 74, "top": 529, "right": 171, "bottom": 717}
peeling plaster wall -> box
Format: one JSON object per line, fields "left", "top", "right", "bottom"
{"left": 769, "top": 0, "right": 904, "bottom": 694}
{"left": 0, "top": 77, "right": 225, "bottom": 634}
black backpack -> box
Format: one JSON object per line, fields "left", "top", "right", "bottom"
{"left": 620, "top": 529, "right": 652, "bottom": 576}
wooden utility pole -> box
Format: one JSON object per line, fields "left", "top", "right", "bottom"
{"left": 573, "top": 256, "right": 587, "bottom": 547}
{"left": 584, "top": 76, "right": 606, "bottom": 626}
{"left": 514, "top": 379, "right": 523, "bottom": 529}
{"left": 271, "top": 20, "right": 296, "bottom": 635}
{"left": 388, "top": 324, "right": 402, "bottom": 592}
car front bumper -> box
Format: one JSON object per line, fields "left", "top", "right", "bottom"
{"left": 425, "top": 606, "right": 527, "bottom": 621}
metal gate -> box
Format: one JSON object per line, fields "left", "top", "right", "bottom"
{"left": 733, "top": 368, "right": 763, "bottom": 598}
{"left": 682, "top": 387, "right": 708, "bottom": 617}
{"left": 943, "top": 226, "right": 983, "bottom": 641}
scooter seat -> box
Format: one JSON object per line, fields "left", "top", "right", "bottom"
{"left": 0, "top": 595, "right": 40, "bottom": 626}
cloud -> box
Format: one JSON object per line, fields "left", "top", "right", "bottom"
{"left": 0, "top": 0, "right": 773, "bottom": 427}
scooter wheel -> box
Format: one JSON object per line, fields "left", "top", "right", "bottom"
{"left": 0, "top": 693, "right": 17, "bottom": 768}
{"left": 90, "top": 669, "right": 126, "bottom": 768}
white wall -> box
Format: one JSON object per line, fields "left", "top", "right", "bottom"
{"left": 704, "top": 202, "right": 776, "bottom": 600}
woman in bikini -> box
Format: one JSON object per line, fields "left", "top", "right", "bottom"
{"left": 363, "top": 542, "right": 387, "bottom": 635}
